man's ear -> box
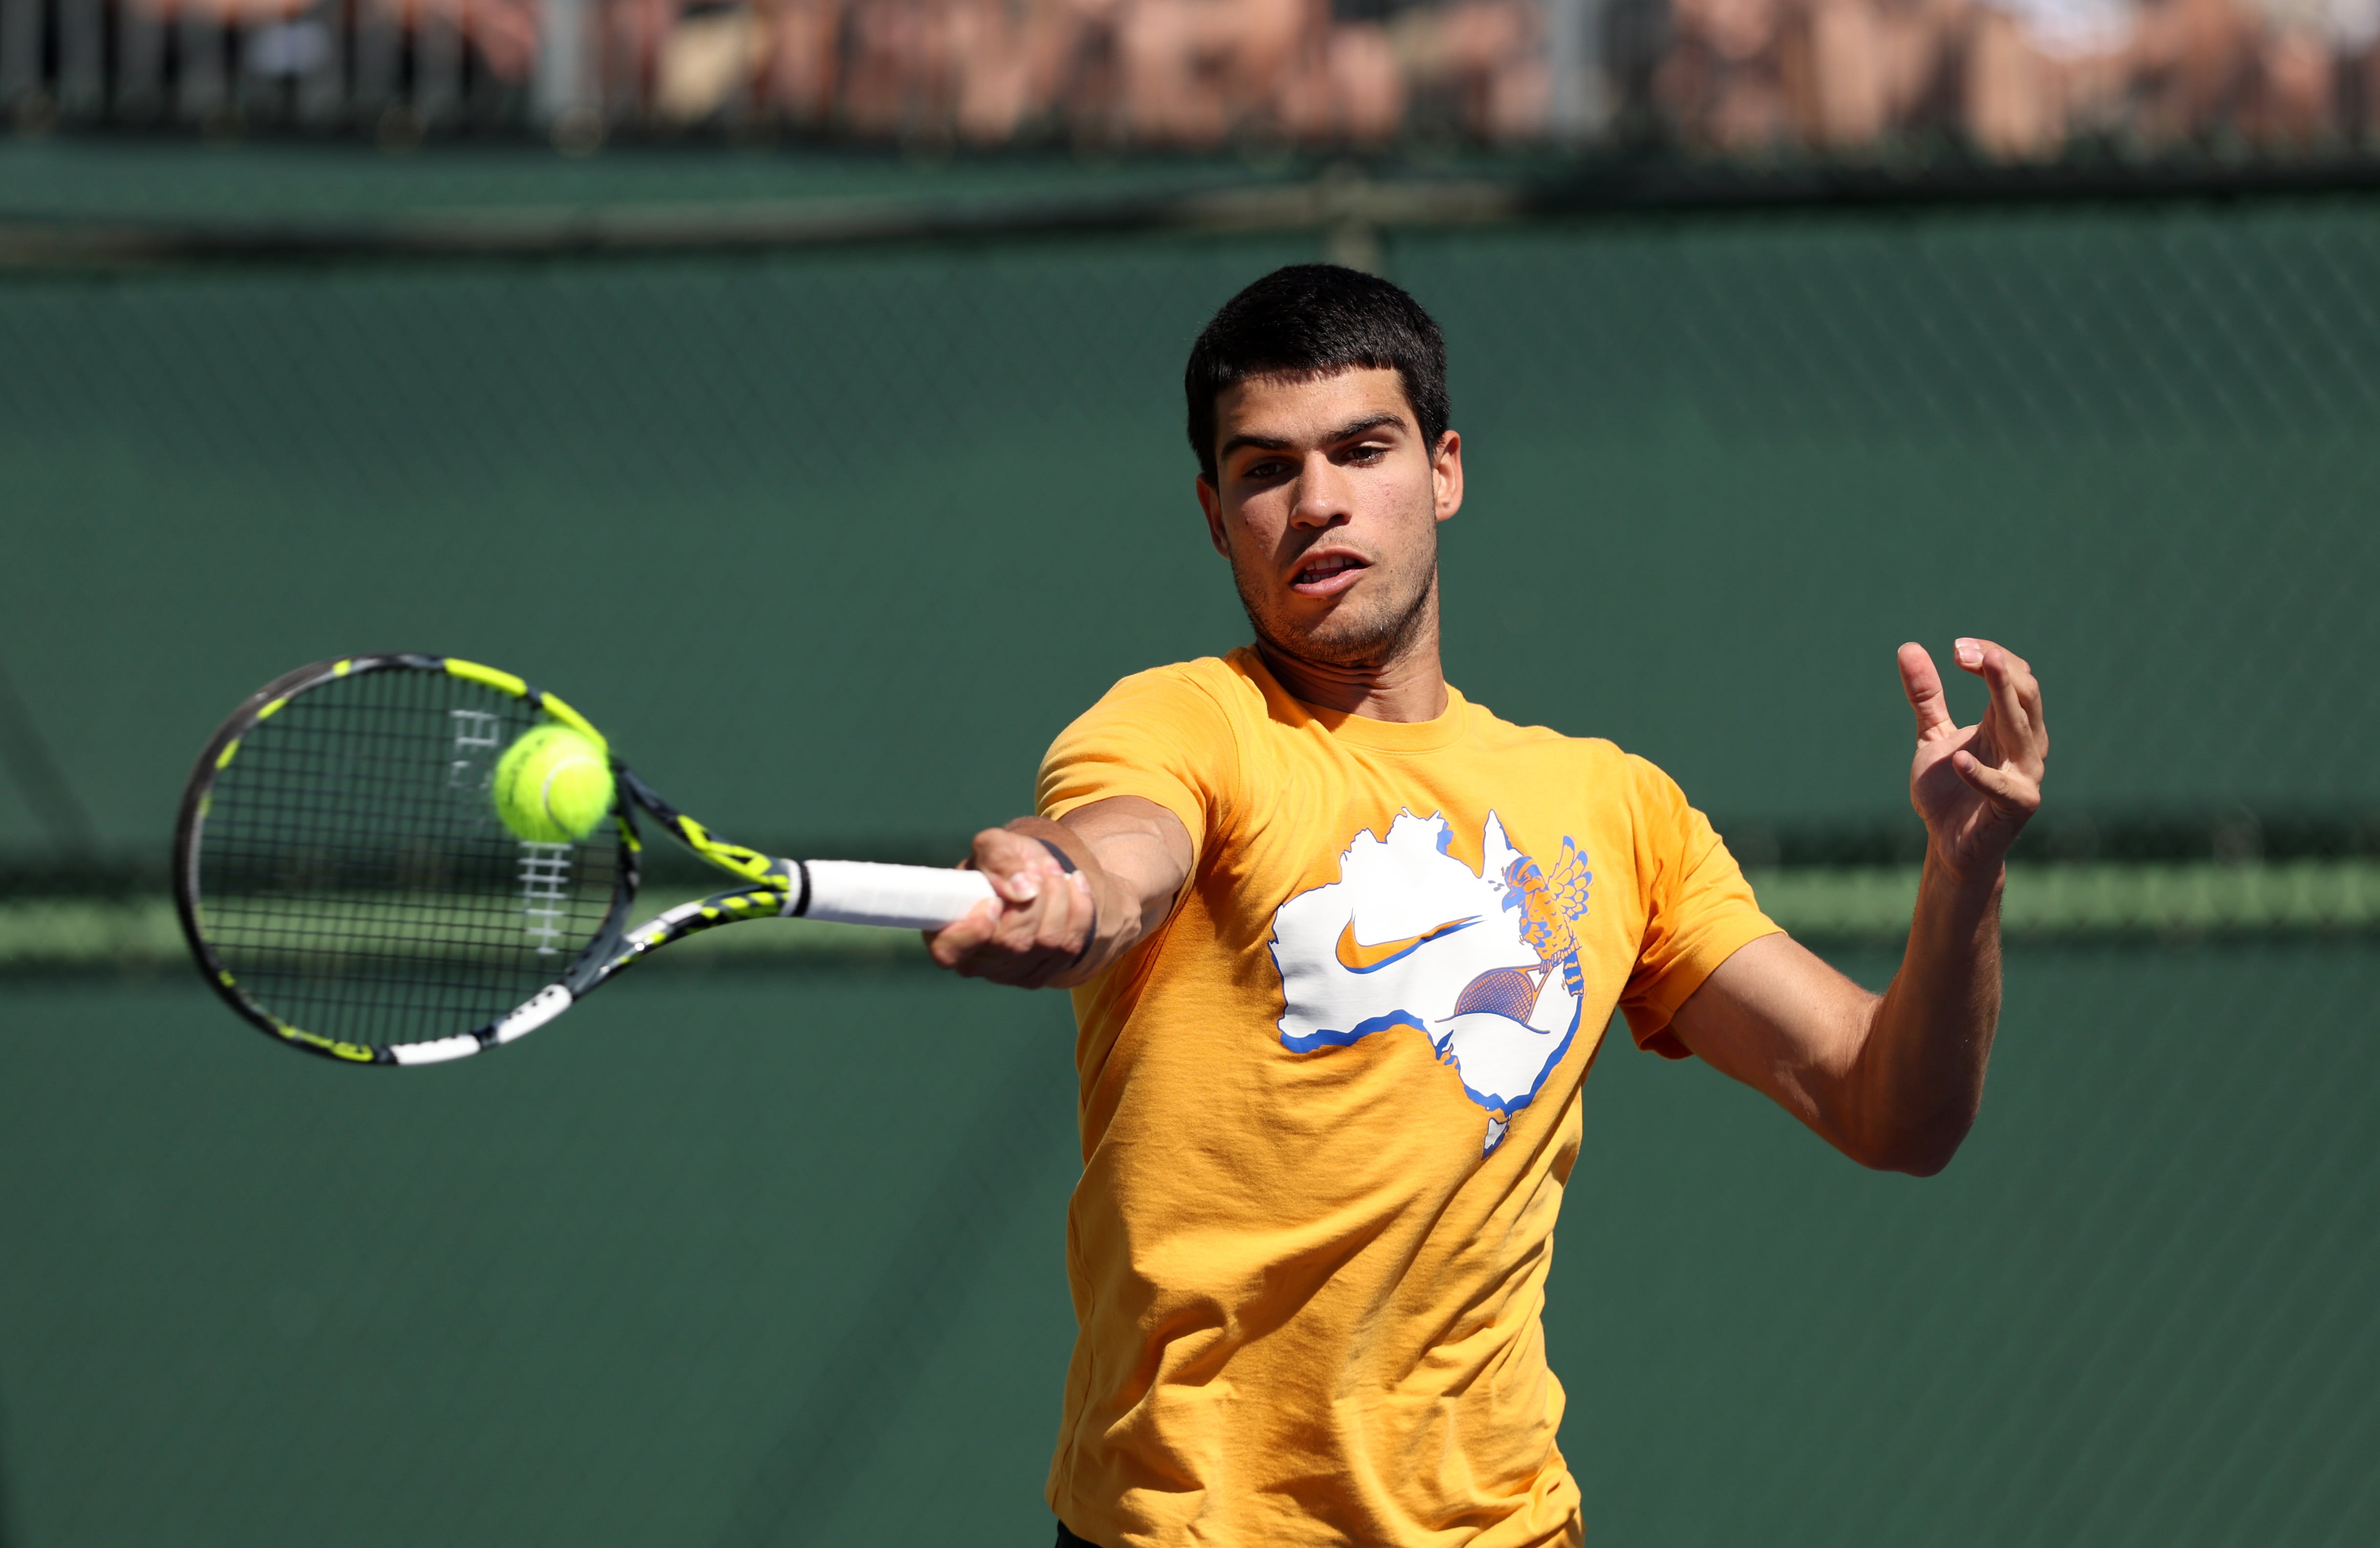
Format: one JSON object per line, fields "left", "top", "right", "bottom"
{"left": 1197, "top": 477, "right": 1231, "bottom": 558}
{"left": 1431, "top": 430, "right": 1464, "bottom": 524}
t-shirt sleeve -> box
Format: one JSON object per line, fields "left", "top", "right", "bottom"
{"left": 1617, "top": 754, "right": 1783, "bottom": 1060}
{"left": 1035, "top": 666, "right": 1239, "bottom": 865}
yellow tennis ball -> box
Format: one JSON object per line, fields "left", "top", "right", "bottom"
{"left": 491, "top": 724, "right": 613, "bottom": 844}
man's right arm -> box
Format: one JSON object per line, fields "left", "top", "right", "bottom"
{"left": 923, "top": 796, "right": 1195, "bottom": 990}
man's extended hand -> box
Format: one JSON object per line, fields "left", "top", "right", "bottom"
{"left": 926, "top": 823, "right": 1098, "bottom": 990}
{"left": 1901, "top": 638, "right": 2049, "bottom": 881}
{"left": 923, "top": 799, "right": 1196, "bottom": 991}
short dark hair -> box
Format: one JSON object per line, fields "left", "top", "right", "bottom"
{"left": 1184, "top": 265, "right": 1450, "bottom": 484}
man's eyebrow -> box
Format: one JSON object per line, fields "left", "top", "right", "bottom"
{"left": 1218, "top": 413, "right": 1408, "bottom": 463}
{"left": 1217, "top": 430, "right": 1292, "bottom": 461}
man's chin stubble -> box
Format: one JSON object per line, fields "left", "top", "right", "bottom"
{"left": 1238, "top": 573, "right": 1437, "bottom": 673}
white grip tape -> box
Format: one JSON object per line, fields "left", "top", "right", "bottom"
{"left": 802, "top": 861, "right": 998, "bottom": 930}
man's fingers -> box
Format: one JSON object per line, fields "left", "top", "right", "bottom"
{"left": 938, "top": 824, "right": 1104, "bottom": 986}
{"left": 924, "top": 895, "right": 1005, "bottom": 969}
{"left": 1008, "top": 876, "right": 1097, "bottom": 989}
{"left": 1951, "top": 748, "right": 2041, "bottom": 814}
{"left": 1024, "top": 874, "right": 1095, "bottom": 965}
{"left": 970, "top": 826, "right": 1065, "bottom": 906}
{"left": 1950, "top": 638, "right": 2048, "bottom": 770}
{"left": 1898, "top": 642, "right": 1953, "bottom": 740}
{"left": 1982, "top": 655, "right": 2032, "bottom": 752}
{"left": 944, "top": 849, "right": 1093, "bottom": 986}
{"left": 2011, "top": 658, "right": 2048, "bottom": 762}
{"left": 1953, "top": 637, "right": 2032, "bottom": 686}
{"left": 1974, "top": 645, "right": 2048, "bottom": 769}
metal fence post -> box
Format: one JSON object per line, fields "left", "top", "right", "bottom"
{"left": 298, "top": 0, "right": 349, "bottom": 127}
{"left": 59, "top": 0, "right": 102, "bottom": 119}
{"left": 1544, "top": 0, "right": 1608, "bottom": 142}
{"left": 0, "top": 0, "right": 39, "bottom": 119}
{"left": 536, "top": 0, "right": 603, "bottom": 148}
{"left": 178, "top": 4, "right": 226, "bottom": 124}
{"left": 118, "top": 0, "right": 164, "bottom": 121}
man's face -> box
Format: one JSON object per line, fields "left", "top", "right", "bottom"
{"left": 1198, "top": 366, "right": 1463, "bottom": 669}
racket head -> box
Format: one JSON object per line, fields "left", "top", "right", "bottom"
{"left": 173, "top": 655, "right": 636, "bottom": 1065}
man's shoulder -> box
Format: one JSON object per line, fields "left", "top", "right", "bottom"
{"left": 1459, "top": 702, "right": 1695, "bottom": 816}
{"left": 1037, "top": 655, "right": 1266, "bottom": 829}
{"left": 1462, "top": 697, "right": 1633, "bottom": 769}
{"left": 1085, "top": 651, "right": 1262, "bottom": 724}
{"left": 1106, "top": 651, "right": 1249, "bottom": 698}
{"left": 1049, "top": 656, "right": 1255, "bottom": 765}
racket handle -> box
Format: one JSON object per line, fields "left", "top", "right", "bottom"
{"left": 799, "top": 860, "right": 998, "bottom": 931}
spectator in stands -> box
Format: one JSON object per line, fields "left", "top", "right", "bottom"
{"left": 1966, "top": 0, "right": 2131, "bottom": 156}
{"left": 1658, "top": 0, "right": 1795, "bottom": 147}
{"left": 1276, "top": 1, "right": 1409, "bottom": 144}
{"left": 1403, "top": 0, "right": 1549, "bottom": 140}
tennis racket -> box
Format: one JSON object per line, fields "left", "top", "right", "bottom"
{"left": 173, "top": 654, "right": 994, "bottom": 1066}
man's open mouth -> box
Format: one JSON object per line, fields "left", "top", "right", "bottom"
{"left": 1292, "top": 554, "right": 1369, "bottom": 594}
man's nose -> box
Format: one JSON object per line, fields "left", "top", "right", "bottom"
{"left": 1290, "top": 453, "right": 1352, "bottom": 527}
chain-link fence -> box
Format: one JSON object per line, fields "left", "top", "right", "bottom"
{"left": 0, "top": 151, "right": 2373, "bottom": 1546}
{"left": 2, "top": 156, "right": 2372, "bottom": 900}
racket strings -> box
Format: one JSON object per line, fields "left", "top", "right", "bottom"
{"left": 194, "top": 668, "right": 620, "bottom": 1047}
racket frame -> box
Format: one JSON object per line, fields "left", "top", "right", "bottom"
{"left": 175, "top": 654, "right": 855, "bottom": 1067}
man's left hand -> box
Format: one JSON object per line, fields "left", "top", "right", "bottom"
{"left": 1900, "top": 637, "right": 2049, "bottom": 882}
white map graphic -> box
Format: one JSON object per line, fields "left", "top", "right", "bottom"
{"left": 1268, "top": 811, "right": 1588, "bottom": 1155}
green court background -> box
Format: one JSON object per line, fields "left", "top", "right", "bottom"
{"left": 6, "top": 952, "right": 2374, "bottom": 1546}
{"left": 0, "top": 144, "right": 2375, "bottom": 1545}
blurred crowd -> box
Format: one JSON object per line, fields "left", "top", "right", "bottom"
{"left": 105, "top": 0, "right": 2380, "bottom": 153}
{"left": 103, "top": 0, "right": 1543, "bottom": 143}
{"left": 1657, "top": 0, "right": 2380, "bottom": 155}
{"left": 624, "top": 0, "right": 1550, "bottom": 144}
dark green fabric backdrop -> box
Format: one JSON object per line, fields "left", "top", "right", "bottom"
{"left": 1, "top": 185, "right": 2374, "bottom": 857}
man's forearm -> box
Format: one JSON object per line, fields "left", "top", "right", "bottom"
{"left": 1852, "top": 851, "right": 2004, "bottom": 1174}
{"left": 1668, "top": 639, "right": 2040, "bottom": 1172}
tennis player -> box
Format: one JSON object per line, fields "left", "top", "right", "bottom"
{"left": 925, "top": 265, "right": 2048, "bottom": 1548}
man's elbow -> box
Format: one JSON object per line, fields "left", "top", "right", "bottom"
{"left": 1846, "top": 1108, "right": 1977, "bottom": 1177}
{"left": 1827, "top": 1089, "right": 1980, "bottom": 1174}
{"left": 1880, "top": 1137, "right": 1964, "bottom": 1178}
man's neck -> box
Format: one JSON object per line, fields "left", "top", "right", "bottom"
{"left": 1253, "top": 636, "right": 1450, "bottom": 724}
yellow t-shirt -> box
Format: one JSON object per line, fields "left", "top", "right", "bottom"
{"left": 1036, "top": 648, "right": 1780, "bottom": 1548}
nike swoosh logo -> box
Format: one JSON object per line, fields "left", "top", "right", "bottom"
{"left": 1334, "top": 916, "right": 1480, "bottom": 973}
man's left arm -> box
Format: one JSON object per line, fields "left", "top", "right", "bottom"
{"left": 1667, "top": 638, "right": 2049, "bottom": 1176}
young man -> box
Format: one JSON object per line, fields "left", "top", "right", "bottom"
{"left": 925, "top": 265, "right": 2048, "bottom": 1548}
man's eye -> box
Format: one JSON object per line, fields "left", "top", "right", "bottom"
{"left": 1346, "top": 444, "right": 1387, "bottom": 464}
